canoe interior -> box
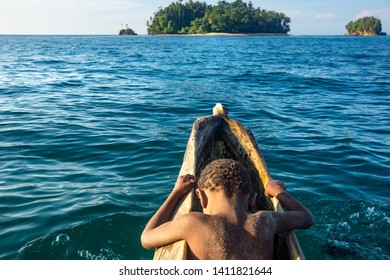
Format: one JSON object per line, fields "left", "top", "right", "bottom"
{"left": 153, "top": 113, "right": 304, "bottom": 260}
{"left": 190, "top": 117, "right": 271, "bottom": 213}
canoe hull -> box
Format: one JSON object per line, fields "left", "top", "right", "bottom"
{"left": 154, "top": 106, "right": 304, "bottom": 260}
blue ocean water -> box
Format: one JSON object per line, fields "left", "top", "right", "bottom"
{"left": 0, "top": 35, "right": 389, "bottom": 260}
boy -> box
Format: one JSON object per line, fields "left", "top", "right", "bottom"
{"left": 141, "top": 159, "right": 313, "bottom": 259}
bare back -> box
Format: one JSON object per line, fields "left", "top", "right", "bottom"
{"left": 187, "top": 211, "right": 276, "bottom": 260}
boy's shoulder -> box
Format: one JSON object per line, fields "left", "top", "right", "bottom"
{"left": 249, "top": 210, "right": 275, "bottom": 220}
{"left": 175, "top": 211, "right": 209, "bottom": 225}
{"left": 181, "top": 210, "right": 276, "bottom": 222}
{"left": 247, "top": 211, "right": 278, "bottom": 230}
{"left": 178, "top": 210, "right": 279, "bottom": 233}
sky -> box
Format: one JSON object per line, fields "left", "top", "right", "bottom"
{"left": 0, "top": 0, "right": 390, "bottom": 35}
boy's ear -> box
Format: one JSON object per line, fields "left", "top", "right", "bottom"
{"left": 196, "top": 189, "right": 208, "bottom": 209}
{"left": 248, "top": 193, "right": 257, "bottom": 212}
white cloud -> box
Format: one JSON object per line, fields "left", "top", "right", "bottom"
{"left": 0, "top": 0, "right": 145, "bottom": 34}
{"left": 313, "top": 12, "right": 336, "bottom": 20}
{"left": 356, "top": 9, "right": 390, "bottom": 20}
{"left": 284, "top": 9, "right": 313, "bottom": 18}
{"left": 0, "top": 0, "right": 142, "bottom": 12}
{"left": 284, "top": 10, "right": 336, "bottom": 20}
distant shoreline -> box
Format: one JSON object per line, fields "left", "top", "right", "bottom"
{"left": 343, "top": 33, "right": 387, "bottom": 37}
{"left": 151, "top": 32, "right": 289, "bottom": 37}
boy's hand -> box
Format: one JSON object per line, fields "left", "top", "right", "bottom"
{"left": 265, "top": 179, "right": 286, "bottom": 198}
{"left": 173, "top": 174, "right": 197, "bottom": 196}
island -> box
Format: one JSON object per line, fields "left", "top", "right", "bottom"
{"left": 146, "top": 0, "right": 290, "bottom": 35}
{"left": 119, "top": 26, "right": 137, "bottom": 36}
{"left": 345, "top": 16, "right": 387, "bottom": 36}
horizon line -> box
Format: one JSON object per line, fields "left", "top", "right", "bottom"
{"left": 0, "top": 33, "right": 350, "bottom": 36}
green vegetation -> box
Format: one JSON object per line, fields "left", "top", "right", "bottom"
{"left": 345, "top": 16, "right": 387, "bottom": 36}
{"left": 147, "top": 0, "right": 291, "bottom": 35}
{"left": 119, "top": 26, "right": 137, "bottom": 35}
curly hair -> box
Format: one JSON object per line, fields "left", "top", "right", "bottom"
{"left": 198, "top": 159, "right": 252, "bottom": 197}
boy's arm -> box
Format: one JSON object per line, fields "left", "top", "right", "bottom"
{"left": 141, "top": 174, "right": 198, "bottom": 250}
{"left": 265, "top": 179, "right": 313, "bottom": 233}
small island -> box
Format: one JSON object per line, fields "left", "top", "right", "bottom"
{"left": 345, "top": 16, "right": 387, "bottom": 36}
{"left": 119, "top": 26, "right": 137, "bottom": 36}
{"left": 147, "top": 0, "right": 290, "bottom": 35}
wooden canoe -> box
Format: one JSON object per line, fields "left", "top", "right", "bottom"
{"left": 154, "top": 104, "right": 305, "bottom": 260}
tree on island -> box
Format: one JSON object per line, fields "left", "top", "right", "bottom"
{"left": 147, "top": 0, "right": 290, "bottom": 35}
{"left": 119, "top": 25, "right": 137, "bottom": 35}
{"left": 345, "top": 16, "right": 387, "bottom": 36}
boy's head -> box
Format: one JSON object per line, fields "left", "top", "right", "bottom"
{"left": 198, "top": 159, "right": 252, "bottom": 197}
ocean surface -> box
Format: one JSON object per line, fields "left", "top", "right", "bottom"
{"left": 0, "top": 35, "right": 389, "bottom": 260}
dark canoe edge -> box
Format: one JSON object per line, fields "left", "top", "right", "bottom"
{"left": 154, "top": 104, "right": 305, "bottom": 260}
